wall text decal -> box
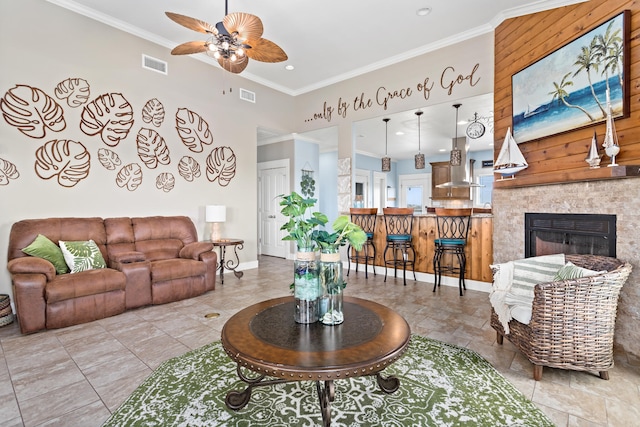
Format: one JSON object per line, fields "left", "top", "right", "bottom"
{"left": 304, "top": 63, "right": 481, "bottom": 124}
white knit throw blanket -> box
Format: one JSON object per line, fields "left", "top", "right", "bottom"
{"left": 490, "top": 254, "right": 565, "bottom": 334}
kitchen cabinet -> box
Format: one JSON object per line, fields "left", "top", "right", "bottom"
{"left": 430, "top": 161, "right": 470, "bottom": 199}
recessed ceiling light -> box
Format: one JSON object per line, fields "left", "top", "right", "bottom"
{"left": 439, "top": 148, "right": 446, "bottom": 152}
{"left": 395, "top": 131, "right": 404, "bottom": 136}
{"left": 416, "top": 7, "right": 432, "bottom": 16}
{"left": 285, "top": 65, "right": 294, "bottom": 71}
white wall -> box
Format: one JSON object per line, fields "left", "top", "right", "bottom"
{"left": 0, "top": 0, "right": 295, "bottom": 298}
{"left": 1, "top": 1, "right": 497, "bottom": 305}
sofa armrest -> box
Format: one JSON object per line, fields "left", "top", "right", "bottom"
{"left": 179, "top": 241, "right": 214, "bottom": 261}
{"left": 8, "top": 257, "right": 56, "bottom": 281}
{"left": 11, "top": 272, "right": 47, "bottom": 333}
{"left": 116, "top": 261, "right": 152, "bottom": 309}
{"left": 111, "top": 251, "right": 146, "bottom": 264}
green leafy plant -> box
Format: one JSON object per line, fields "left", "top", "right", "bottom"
{"left": 279, "top": 191, "right": 328, "bottom": 250}
{"left": 312, "top": 215, "right": 367, "bottom": 253}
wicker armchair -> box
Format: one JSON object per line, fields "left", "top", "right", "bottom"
{"left": 491, "top": 254, "right": 632, "bottom": 381}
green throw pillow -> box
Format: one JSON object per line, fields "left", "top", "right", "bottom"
{"left": 553, "top": 261, "right": 602, "bottom": 281}
{"left": 59, "top": 240, "right": 107, "bottom": 273}
{"left": 22, "top": 234, "right": 69, "bottom": 274}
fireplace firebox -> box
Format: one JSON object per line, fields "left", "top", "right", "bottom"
{"left": 525, "top": 213, "right": 616, "bottom": 258}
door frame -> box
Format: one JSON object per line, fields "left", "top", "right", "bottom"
{"left": 399, "top": 173, "right": 431, "bottom": 213}
{"left": 355, "top": 168, "right": 370, "bottom": 207}
{"left": 257, "top": 159, "right": 290, "bottom": 257}
{"left": 372, "top": 171, "right": 387, "bottom": 213}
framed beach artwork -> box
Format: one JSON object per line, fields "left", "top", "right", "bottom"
{"left": 511, "top": 10, "right": 630, "bottom": 143}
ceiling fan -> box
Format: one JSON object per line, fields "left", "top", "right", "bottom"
{"left": 166, "top": 0, "right": 287, "bottom": 74}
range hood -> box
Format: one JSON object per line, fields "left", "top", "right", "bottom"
{"left": 436, "top": 137, "right": 482, "bottom": 188}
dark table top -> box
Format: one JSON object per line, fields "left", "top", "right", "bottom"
{"left": 221, "top": 296, "right": 411, "bottom": 381}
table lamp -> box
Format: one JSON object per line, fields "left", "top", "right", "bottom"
{"left": 206, "top": 205, "right": 226, "bottom": 242}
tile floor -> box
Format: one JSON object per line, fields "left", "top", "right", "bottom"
{"left": 0, "top": 255, "right": 638, "bottom": 426}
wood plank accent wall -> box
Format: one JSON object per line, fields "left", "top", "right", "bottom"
{"left": 493, "top": 0, "right": 640, "bottom": 189}
{"left": 364, "top": 215, "right": 493, "bottom": 283}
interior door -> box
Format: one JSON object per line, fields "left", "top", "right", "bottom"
{"left": 258, "top": 163, "right": 288, "bottom": 257}
{"left": 399, "top": 174, "right": 430, "bottom": 214}
{"left": 355, "top": 169, "right": 370, "bottom": 207}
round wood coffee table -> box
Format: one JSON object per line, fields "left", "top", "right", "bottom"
{"left": 221, "top": 296, "right": 411, "bottom": 426}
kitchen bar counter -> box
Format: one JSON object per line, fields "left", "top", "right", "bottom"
{"left": 364, "top": 213, "right": 493, "bottom": 283}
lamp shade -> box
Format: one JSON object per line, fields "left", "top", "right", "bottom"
{"left": 205, "top": 205, "right": 226, "bottom": 222}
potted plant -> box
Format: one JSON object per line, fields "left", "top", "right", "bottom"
{"left": 312, "top": 216, "right": 367, "bottom": 325}
{"left": 278, "top": 191, "right": 328, "bottom": 253}
{"left": 312, "top": 215, "right": 367, "bottom": 254}
{"left": 278, "top": 191, "right": 328, "bottom": 323}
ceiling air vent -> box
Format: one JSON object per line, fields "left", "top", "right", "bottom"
{"left": 142, "top": 54, "right": 168, "bottom": 75}
{"left": 239, "top": 88, "right": 256, "bottom": 103}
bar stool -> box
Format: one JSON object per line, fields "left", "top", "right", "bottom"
{"left": 383, "top": 207, "right": 416, "bottom": 286}
{"left": 433, "top": 208, "right": 472, "bottom": 296}
{"left": 347, "top": 208, "right": 378, "bottom": 278}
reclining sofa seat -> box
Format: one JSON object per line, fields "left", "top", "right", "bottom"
{"left": 7, "top": 216, "right": 216, "bottom": 334}
{"left": 106, "top": 216, "right": 217, "bottom": 306}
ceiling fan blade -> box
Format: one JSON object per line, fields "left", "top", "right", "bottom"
{"left": 165, "top": 12, "right": 217, "bottom": 35}
{"left": 215, "top": 21, "right": 230, "bottom": 36}
{"left": 217, "top": 56, "right": 249, "bottom": 74}
{"left": 245, "top": 38, "right": 288, "bottom": 63}
{"left": 170, "top": 41, "right": 208, "bottom": 55}
{"left": 223, "top": 12, "right": 263, "bottom": 43}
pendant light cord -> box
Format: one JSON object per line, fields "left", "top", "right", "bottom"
{"left": 418, "top": 118, "right": 421, "bottom": 151}
{"left": 453, "top": 104, "right": 461, "bottom": 149}
{"left": 383, "top": 118, "right": 390, "bottom": 155}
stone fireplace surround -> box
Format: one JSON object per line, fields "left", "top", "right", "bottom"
{"left": 493, "top": 178, "right": 640, "bottom": 363}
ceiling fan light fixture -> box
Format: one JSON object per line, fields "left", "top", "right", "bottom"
{"left": 165, "top": 5, "right": 287, "bottom": 76}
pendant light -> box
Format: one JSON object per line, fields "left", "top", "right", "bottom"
{"left": 382, "top": 118, "right": 391, "bottom": 172}
{"left": 414, "top": 110, "right": 425, "bottom": 169}
{"left": 450, "top": 103, "right": 462, "bottom": 166}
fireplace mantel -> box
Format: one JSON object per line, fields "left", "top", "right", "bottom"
{"left": 494, "top": 165, "right": 640, "bottom": 189}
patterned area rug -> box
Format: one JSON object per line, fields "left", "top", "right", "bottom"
{"left": 103, "top": 335, "right": 554, "bottom": 426}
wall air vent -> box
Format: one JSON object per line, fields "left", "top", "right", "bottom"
{"left": 142, "top": 54, "right": 168, "bottom": 75}
{"left": 239, "top": 88, "right": 256, "bottom": 103}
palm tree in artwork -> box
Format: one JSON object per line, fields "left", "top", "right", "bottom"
{"left": 594, "top": 21, "right": 623, "bottom": 93}
{"left": 549, "top": 72, "right": 596, "bottom": 122}
{"left": 573, "top": 38, "right": 607, "bottom": 118}
{"left": 603, "top": 40, "right": 624, "bottom": 89}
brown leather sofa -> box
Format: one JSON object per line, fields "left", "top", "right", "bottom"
{"left": 7, "top": 216, "right": 217, "bottom": 333}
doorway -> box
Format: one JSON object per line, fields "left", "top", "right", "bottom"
{"left": 372, "top": 171, "right": 387, "bottom": 213}
{"left": 257, "top": 160, "right": 289, "bottom": 258}
{"left": 399, "top": 173, "right": 430, "bottom": 214}
{"left": 354, "top": 169, "right": 370, "bottom": 207}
